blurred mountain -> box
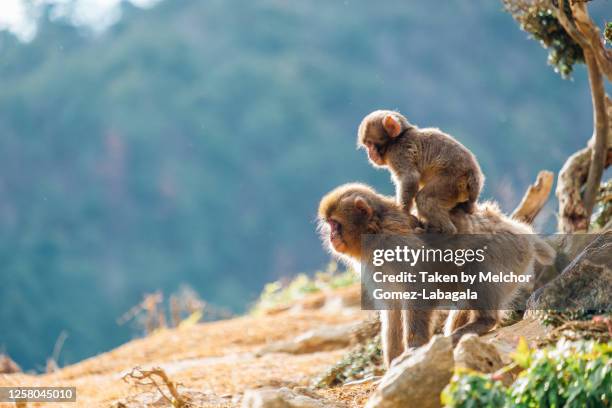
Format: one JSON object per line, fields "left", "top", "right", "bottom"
{"left": 0, "top": 0, "right": 602, "bottom": 369}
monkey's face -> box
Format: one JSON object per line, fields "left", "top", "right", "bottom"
{"left": 358, "top": 111, "right": 405, "bottom": 168}
{"left": 326, "top": 218, "right": 349, "bottom": 254}
{"left": 318, "top": 192, "right": 375, "bottom": 260}
{"left": 362, "top": 138, "right": 387, "bottom": 167}
{"left": 358, "top": 123, "right": 389, "bottom": 167}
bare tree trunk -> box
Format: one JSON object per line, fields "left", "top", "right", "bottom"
{"left": 582, "top": 50, "right": 608, "bottom": 223}
{"left": 512, "top": 170, "right": 554, "bottom": 225}
{"left": 554, "top": 1, "right": 610, "bottom": 232}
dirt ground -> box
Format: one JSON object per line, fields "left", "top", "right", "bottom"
{"left": 0, "top": 285, "right": 546, "bottom": 408}
{"left": 0, "top": 287, "right": 375, "bottom": 408}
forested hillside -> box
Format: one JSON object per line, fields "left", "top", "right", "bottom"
{"left": 0, "top": 0, "right": 603, "bottom": 370}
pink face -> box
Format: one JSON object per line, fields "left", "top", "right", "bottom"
{"left": 327, "top": 218, "right": 348, "bottom": 253}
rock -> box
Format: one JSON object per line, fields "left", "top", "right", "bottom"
{"left": 241, "top": 387, "right": 341, "bottom": 408}
{"left": 257, "top": 322, "right": 361, "bottom": 355}
{"left": 0, "top": 354, "right": 21, "bottom": 374}
{"left": 453, "top": 334, "right": 503, "bottom": 373}
{"left": 365, "top": 335, "right": 453, "bottom": 408}
{"left": 483, "top": 318, "right": 548, "bottom": 364}
{"left": 528, "top": 231, "right": 612, "bottom": 311}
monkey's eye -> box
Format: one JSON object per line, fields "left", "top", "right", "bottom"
{"left": 328, "top": 219, "right": 342, "bottom": 234}
{"left": 365, "top": 140, "right": 382, "bottom": 154}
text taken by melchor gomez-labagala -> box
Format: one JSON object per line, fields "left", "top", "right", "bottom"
{"left": 360, "top": 233, "right": 535, "bottom": 310}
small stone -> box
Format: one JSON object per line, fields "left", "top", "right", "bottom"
{"left": 241, "top": 387, "right": 342, "bottom": 408}
{"left": 453, "top": 334, "right": 504, "bottom": 373}
{"left": 257, "top": 322, "right": 361, "bottom": 355}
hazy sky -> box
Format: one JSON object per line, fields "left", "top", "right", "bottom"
{"left": 0, "top": 0, "right": 161, "bottom": 41}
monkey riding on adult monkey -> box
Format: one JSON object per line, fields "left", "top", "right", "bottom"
{"left": 357, "top": 110, "right": 484, "bottom": 233}
{"left": 318, "top": 183, "right": 555, "bottom": 367}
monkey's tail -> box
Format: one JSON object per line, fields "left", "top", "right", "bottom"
{"left": 533, "top": 238, "right": 556, "bottom": 265}
{"left": 466, "top": 172, "right": 484, "bottom": 212}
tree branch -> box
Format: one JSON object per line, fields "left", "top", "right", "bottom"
{"left": 570, "top": 1, "right": 612, "bottom": 82}
{"left": 512, "top": 170, "right": 554, "bottom": 224}
{"left": 554, "top": 0, "right": 610, "bottom": 232}
{"left": 581, "top": 49, "right": 608, "bottom": 224}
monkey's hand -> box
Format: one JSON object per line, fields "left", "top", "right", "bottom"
{"left": 400, "top": 200, "right": 414, "bottom": 214}
{"left": 397, "top": 172, "right": 420, "bottom": 213}
{"left": 406, "top": 214, "right": 425, "bottom": 233}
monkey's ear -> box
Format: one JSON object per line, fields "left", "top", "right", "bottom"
{"left": 354, "top": 196, "right": 373, "bottom": 219}
{"left": 382, "top": 114, "right": 403, "bottom": 138}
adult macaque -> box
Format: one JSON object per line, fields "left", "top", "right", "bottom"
{"left": 357, "top": 110, "right": 484, "bottom": 233}
{"left": 318, "top": 183, "right": 554, "bottom": 366}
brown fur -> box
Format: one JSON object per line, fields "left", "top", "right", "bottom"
{"left": 318, "top": 183, "right": 554, "bottom": 367}
{"left": 357, "top": 110, "right": 484, "bottom": 233}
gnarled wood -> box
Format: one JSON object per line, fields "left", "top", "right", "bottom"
{"left": 556, "top": 146, "right": 591, "bottom": 232}
{"left": 511, "top": 170, "right": 554, "bottom": 224}
{"left": 570, "top": 1, "right": 612, "bottom": 82}
{"left": 554, "top": 0, "right": 610, "bottom": 232}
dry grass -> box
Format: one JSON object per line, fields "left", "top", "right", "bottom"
{"left": 319, "top": 382, "right": 379, "bottom": 407}
{"left": 0, "top": 295, "right": 368, "bottom": 408}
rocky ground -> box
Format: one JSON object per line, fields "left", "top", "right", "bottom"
{"left": 0, "top": 283, "right": 552, "bottom": 408}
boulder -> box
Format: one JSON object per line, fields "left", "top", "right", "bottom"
{"left": 453, "top": 334, "right": 503, "bottom": 373}
{"left": 483, "top": 318, "right": 548, "bottom": 364}
{"left": 365, "top": 335, "right": 453, "bottom": 408}
{"left": 528, "top": 231, "right": 612, "bottom": 311}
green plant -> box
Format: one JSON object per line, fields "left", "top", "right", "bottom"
{"left": 314, "top": 334, "right": 383, "bottom": 388}
{"left": 592, "top": 179, "right": 612, "bottom": 230}
{"left": 442, "top": 340, "right": 612, "bottom": 408}
{"left": 509, "top": 340, "right": 611, "bottom": 407}
{"left": 250, "top": 262, "right": 358, "bottom": 314}
{"left": 605, "top": 22, "right": 612, "bottom": 45}
{"left": 441, "top": 369, "right": 508, "bottom": 407}
{"left": 504, "top": 1, "right": 584, "bottom": 77}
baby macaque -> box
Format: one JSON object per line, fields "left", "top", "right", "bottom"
{"left": 357, "top": 110, "right": 484, "bottom": 233}
{"left": 318, "top": 183, "right": 555, "bottom": 366}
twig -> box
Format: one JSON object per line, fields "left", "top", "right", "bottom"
{"left": 51, "top": 331, "right": 68, "bottom": 364}
{"left": 540, "top": 317, "right": 612, "bottom": 345}
{"left": 123, "top": 366, "right": 190, "bottom": 408}
{"left": 46, "top": 331, "right": 68, "bottom": 373}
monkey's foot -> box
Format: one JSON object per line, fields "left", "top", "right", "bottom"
{"left": 424, "top": 223, "right": 458, "bottom": 234}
